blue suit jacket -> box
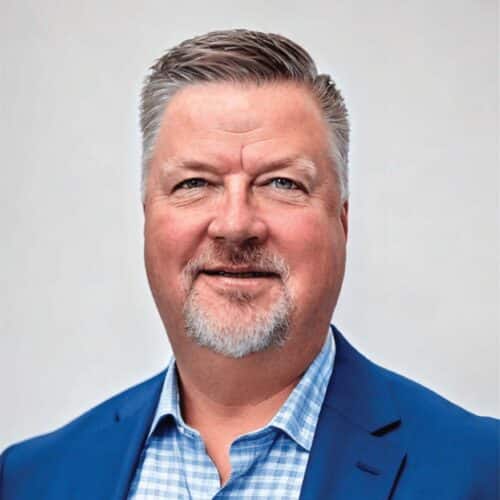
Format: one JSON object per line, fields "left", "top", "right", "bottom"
{"left": 1, "top": 327, "right": 498, "bottom": 499}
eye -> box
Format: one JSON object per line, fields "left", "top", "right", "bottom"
{"left": 173, "top": 178, "right": 208, "bottom": 190}
{"left": 268, "top": 177, "right": 301, "bottom": 190}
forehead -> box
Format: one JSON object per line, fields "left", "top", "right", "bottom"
{"left": 153, "top": 81, "right": 331, "bottom": 171}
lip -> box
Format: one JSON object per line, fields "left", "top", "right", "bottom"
{"left": 200, "top": 268, "right": 279, "bottom": 278}
{"left": 197, "top": 269, "right": 279, "bottom": 292}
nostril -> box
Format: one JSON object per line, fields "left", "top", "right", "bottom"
{"left": 207, "top": 210, "right": 268, "bottom": 245}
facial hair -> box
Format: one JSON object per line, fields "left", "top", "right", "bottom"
{"left": 182, "top": 242, "right": 293, "bottom": 358}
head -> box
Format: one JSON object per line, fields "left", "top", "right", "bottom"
{"left": 141, "top": 30, "right": 350, "bottom": 361}
{"left": 141, "top": 29, "right": 349, "bottom": 203}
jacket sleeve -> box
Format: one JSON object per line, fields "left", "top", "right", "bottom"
{"left": 0, "top": 447, "right": 8, "bottom": 500}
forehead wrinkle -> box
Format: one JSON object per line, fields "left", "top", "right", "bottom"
{"left": 239, "top": 143, "right": 244, "bottom": 172}
{"left": 215, "top": 126, "right": 263, "bottom": 135}
{"left": 160, "top": 157, "right": 225, "bottom": 176}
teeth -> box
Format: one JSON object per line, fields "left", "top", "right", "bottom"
{"left": 211, "top": 271, "right": 270, "bottom": 278}
{"left": 221, "top": 271, "right": 258, "bottom": 277}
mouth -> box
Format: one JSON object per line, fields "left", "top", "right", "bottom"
{"left": 200, "top": 268, "right": 279, "bottom": 279}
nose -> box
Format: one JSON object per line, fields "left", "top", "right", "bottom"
{"left": 207, "top": 184, "right": 268, "bottom": 245}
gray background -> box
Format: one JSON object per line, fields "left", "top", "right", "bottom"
{"left": 1, "top": 0, "right": 498, "bottom": 450}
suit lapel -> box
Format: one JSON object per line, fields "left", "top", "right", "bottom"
{"left": 300, "top": 328, "right": 406, "bottom": 500}
{"left": 56, "top": 372, "right": 165, "bottom": 500}
{"left": 49, "top": 329, "right": 404, "bottom": 500}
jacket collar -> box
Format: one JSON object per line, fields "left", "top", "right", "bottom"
{"left": 64, "top": 372, "right": 165, "bottom": 500}
{"left": 71, "top": 327, "right": 406, "bottom": 500}
{"left": 323, "top": 326, "right": 401, "bottom": 433}
{"left": 299, "top": 326, "right": 406, "bottom": 500}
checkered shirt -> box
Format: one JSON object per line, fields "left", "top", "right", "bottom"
{"left": 127, "top": 331, "right": 335, "bottom": 499}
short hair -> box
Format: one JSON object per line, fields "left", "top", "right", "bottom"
{"left": 140, "top": 29, "right": 350, "bottom": 201}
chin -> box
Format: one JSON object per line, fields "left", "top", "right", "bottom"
{"left": 182, "top": 287, "right": 293, "bottom": 359}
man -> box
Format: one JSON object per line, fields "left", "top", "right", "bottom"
{"left": 0, "top": 29, "right": 497, "bottom": 499}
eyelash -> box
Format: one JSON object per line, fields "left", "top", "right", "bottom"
{"left": 267, "top": 177, "right": 301, "bottom": 190}
{"left": 172, "top": 177, "right": 304, "bottom": 192}
{"left": 173, "top": 178, "right": 208, "bottom": 191}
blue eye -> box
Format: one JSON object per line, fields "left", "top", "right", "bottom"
{"left": 269, "top": 178, "right": 300, "bottom": 190}
{"left": 175, "top": 178, "right": 208, "bottom": 190}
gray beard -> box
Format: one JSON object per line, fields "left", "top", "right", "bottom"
{"left": 183, "top": 284, "right": 293, "bottom": 359}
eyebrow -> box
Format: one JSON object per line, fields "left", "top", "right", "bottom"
{"left": 161, "top": 156, "right": 318, "bottom": 179}
{"left": 161, "top": 159, "right": 222, "bottom": 175}
{"left": 258, "top": 156, "right": 317, "bottom": 180}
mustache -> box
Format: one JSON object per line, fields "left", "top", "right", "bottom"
{"left": 183, "top": 242, "right": 290, "bottom": 285}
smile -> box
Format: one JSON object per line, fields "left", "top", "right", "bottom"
{"left": 201, "top": 270, "right": 278, "bottom": 279}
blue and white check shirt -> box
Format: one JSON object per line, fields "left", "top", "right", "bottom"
{"left": 127, "top": 331, "right": 335, "bottom": 499}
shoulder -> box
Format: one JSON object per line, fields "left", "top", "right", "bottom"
{"left": 331, "top": 327, "right": 498, "bottom": 496}
{"left": 378, "top": 363, "right": 498, "bottom": 493}
{"left": 334, "top": 327, "right": 497, "bottom": 445}
{"left": 1, "top": 371, "right": 165, "bottom": 485}
{"left": 380, "top": 363, "right": 497, "bottom": 441}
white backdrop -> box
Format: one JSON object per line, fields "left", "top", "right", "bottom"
{"left": 1, "top": 0, "right": 498, "bottom": 450}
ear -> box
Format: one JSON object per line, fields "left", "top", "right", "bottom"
{"left": 340, "top": 200, "right": 349, "bottom": 240}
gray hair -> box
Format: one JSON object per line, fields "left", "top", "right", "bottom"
{"left": 140, "top": 29, "right": 350, "bottom": 201}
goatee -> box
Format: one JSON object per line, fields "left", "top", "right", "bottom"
{"left": 182, "top": 242, "right": 293, "bottom": 358}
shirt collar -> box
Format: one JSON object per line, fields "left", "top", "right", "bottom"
{"left": 147, "top": 354, "right": 183, "bottom": 439}
{"left": 148, "top": 328, "right": 335, "bottom": 451}
{"left": 268, "top": 329, "right": 335, "bottom": 451}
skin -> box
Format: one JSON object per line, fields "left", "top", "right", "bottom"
{"left": 143, "top": 81, "right": 348, "bottom": 485}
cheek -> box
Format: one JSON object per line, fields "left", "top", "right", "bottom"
{"left": 270, "top": 211, "right": 345, "bottom": 290}
{"left": 144, "top": 208, "right": 206, "bottom": 282}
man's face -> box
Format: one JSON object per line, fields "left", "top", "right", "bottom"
{"left": 144, "top": 82, "right": 348, "bottom": 358}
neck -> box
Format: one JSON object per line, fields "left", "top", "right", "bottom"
{"left": 173, "top": 327, "right": 328, "bottom": 433}
{"left": 169, "top": 323, "right": 329, "bottom": 486}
